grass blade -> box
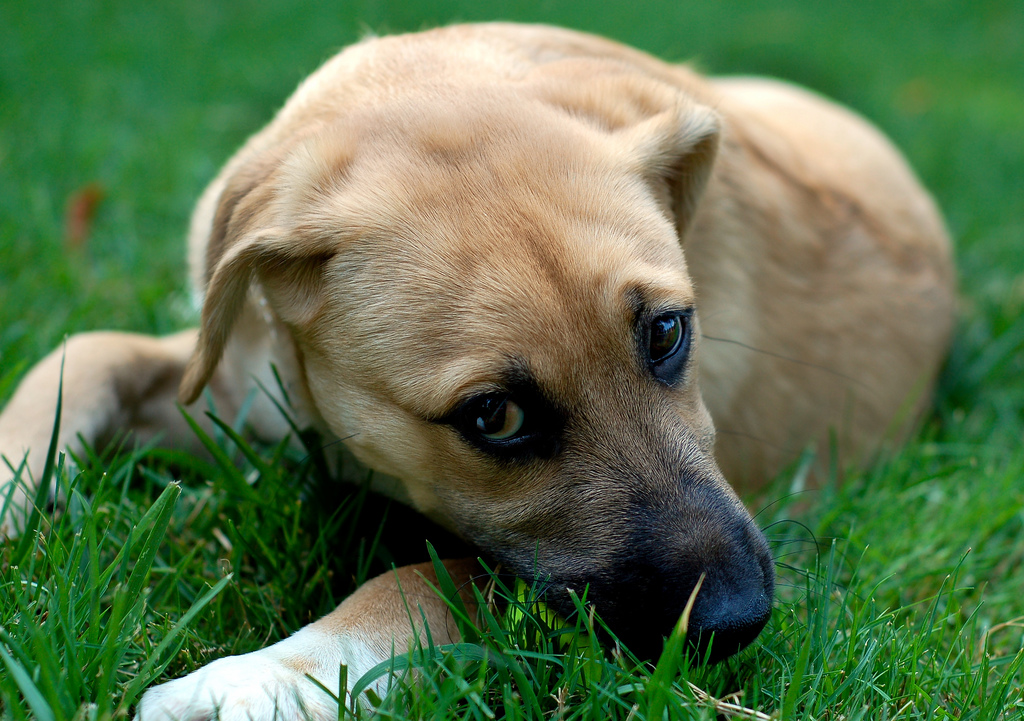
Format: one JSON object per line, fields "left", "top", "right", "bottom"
{"left": 0, "top": 641, "right": 56, "bottom": 721}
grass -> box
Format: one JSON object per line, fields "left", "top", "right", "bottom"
{"left": 1, "top": 0, "right": 1023, "bottom": 718}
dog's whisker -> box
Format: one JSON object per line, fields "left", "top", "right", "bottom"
{"left": 297, "top": 433, "right": 358, "bottom": 466}
{"left": 702, "top": 333, "right": 873, "bottom": 393}
{"left": 751, "top": 490, "right": 820, "bottom": 521}
{"left": 770, "top": 543, "right": 819, "bottom": 556}
{"left": 764, "top": 537, "right": 820, "bottom": 549}
{"left": 771, "top": 549, "right": 820, "bottom": 564}
{"left": 772, "top": 561, "right": 822, "bottom": 576}
{"left": 716, "top": 428, "right": 799, "bottom": 454}
{"left": 763, "top": 531, "right": 818, "bottom": 540}
{"left": 761, "top": 517, "right": 818, "bottom": 540}
{"left": 766, "top": 540, "right": 820, "bottom": 552}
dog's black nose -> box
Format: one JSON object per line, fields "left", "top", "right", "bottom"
{"left": 551, "top": 510, "right": 775, "bottom": 663}
{"left": 682, "top": 574, "right": 773, "bottom": 663}
{"left": 583, "top": 561, "right": 773, "bottom": 663}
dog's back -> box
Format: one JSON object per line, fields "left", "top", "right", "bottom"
{"left": 692, "top": 75, "right": 954, "bottom": 484}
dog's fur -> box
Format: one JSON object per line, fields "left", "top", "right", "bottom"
{"left": 0, "top": 23, "right": 953, "bottom": 719}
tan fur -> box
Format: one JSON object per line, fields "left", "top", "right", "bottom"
{"left": 299, "top": 558, "right": 481, "bottom": 654}
{"left": 0, "top": 23, "right": 953, "bottom": 718}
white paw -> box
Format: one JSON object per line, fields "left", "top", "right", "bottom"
{"left": 136, "top": 628, "right": 389, "bottom": 721}
{"left": 136, "top": 653, "right": 332, "bottom": 721}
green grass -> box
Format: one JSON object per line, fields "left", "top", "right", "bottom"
{"left": 2, "top": 0, "right": 1023, "bottom": 718}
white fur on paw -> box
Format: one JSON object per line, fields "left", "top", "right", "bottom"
{"left": 136, "top": 628, "right": 388, "bottom": 721}
{"left": 135, "top": 652, "right": 333, "bottom": 721}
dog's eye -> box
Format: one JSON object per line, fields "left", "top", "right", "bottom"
{"left": 472, "top": 396, "right": 525, "bottom": 440}
{"left": 649, "top": 313, "right": 685, "bottom": 364}
{"left": 445, "top": 383, "right": 560, "bottom": 460}
{"left": 646, "top": 310, "right": 692, "bottom": 385}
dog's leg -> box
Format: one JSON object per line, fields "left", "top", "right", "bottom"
{"left": 136, "top": 557, "right": 482, "bottom": 721}
{"left": 0, "top": 329, "right": 245, "bottom": 536}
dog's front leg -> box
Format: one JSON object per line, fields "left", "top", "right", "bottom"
{"left": 0, "top": 329, "right": 243, "bottom": 537}
{"left": 136, "top": 557, "right": 482, "bottom": 721}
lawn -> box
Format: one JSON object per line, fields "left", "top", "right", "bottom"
{"left": 2, "top": 0, "right": 1023, "bottom": 718}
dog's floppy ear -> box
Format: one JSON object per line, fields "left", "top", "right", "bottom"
{"left": 619, "top": 100, "right": 721, "bottom": 240}
{"left": 178, "top": 146, "right": 335, "bottom": 405}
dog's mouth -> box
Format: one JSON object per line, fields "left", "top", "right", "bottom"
{"left": 545, "top": 549, "right": 774, "bottom": 664}
{"left": 535, "top": 543, "right": 774, "bottom": 663}
{"left": 486, "top": 500, "right": 776, "bottom": 664}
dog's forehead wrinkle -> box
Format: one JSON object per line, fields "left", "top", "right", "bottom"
{"left": 307, "top": 94, "right": 678, "bottom": 234}
{"left": 325, "top": 230, "right": 672, "bottom": 397}
{"left": 284, "top": 112, "right": 693, "bottom": 309}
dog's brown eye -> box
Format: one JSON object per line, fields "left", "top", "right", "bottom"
{"left": 446, "top": 382, "right": 559, "bottom": 460}
{"left": 474, "top": 396, "right": 525, "bottom": 440}
{"left": 649, "top": 313, "right": 684, "bottom": 364}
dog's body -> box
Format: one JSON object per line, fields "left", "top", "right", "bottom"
{"left": 0, "top": 24, "right": 953, "bottom": 719}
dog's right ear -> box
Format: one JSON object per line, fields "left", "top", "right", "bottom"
{"left": 178, "top": 145, "right": 337, "bottom": 405}
{"left": 618, "top": 100, "right": 721, "bottom": 242}
{"left": 530, "top": 62, "right": 721, "bottom": 242}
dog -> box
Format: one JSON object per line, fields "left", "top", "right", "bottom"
{"left": 0, "top": 23, "right": 954, "bottom": 719}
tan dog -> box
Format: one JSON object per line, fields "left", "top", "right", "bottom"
{"left": 0, "top": 23, "right": 953, "bottom": 719}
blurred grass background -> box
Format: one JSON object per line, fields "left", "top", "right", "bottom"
{"left": 1, "top": 0, "right": 1023, "bottom": 717}
{"left": 1, "top": 0, "right": 1021, "bottom": 371}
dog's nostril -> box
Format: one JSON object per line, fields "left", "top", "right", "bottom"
{"left": 684, "top": 586, "right": 773, "bottom": 663}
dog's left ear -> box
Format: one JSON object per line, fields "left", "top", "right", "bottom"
{"left": 179, "top": 138, "right": 340, "bottom": 405}
{"left": 618, "top": 100, "right": 721, "bottom": 241}
{"left": 179, "top": 227, "right": 336, "bottom": 405}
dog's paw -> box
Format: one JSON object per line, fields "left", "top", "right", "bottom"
{"left": 136, "top": 628, "right": 388, "bottom": 721}
{"left": 136, "top": 653, "right": 333, "bottom": 721}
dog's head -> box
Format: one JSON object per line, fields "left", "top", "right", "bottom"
{"left": 180, "top": 60, "right": 773, "bottom": 661}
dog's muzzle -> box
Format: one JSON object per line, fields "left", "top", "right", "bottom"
{"left": 534, "top": 487, "right": 775, "bottom": 663}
